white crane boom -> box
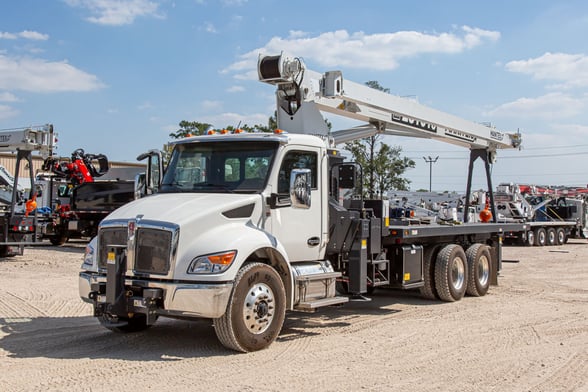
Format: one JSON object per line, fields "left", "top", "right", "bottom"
{"left": 0, "top": 124, "right": 56, "bottom": 158}
{"left": 257, "top": 54, "right": 521, "bottom": 153}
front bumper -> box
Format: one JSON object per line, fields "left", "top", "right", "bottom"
{"left": 79, "top": 271, "right": 233, "bottom": 319}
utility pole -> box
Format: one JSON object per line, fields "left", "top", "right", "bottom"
{"left": 423, "top": 156, "right": 439, "bottom": 192}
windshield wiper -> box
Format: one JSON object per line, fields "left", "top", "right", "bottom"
{"left": 194, "top": 183, "right": 235, "bottom": 193}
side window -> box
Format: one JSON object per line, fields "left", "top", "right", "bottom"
{"left": 278, "top": 151, "right": 317, "bottom": 193}
{"left": 225, "top": 158, "right": 240, "bottom": 182}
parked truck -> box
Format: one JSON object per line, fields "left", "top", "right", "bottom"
{"left": 79, "top": 54, "right": 523, "bottom": 352}
{"left": 0, "top": 124, "right": 56, "bottom": 256}
{"left": 40, "top": 149, "right": 144, "bottom": 245}
{"left": 495, "top": 183, "right": 588, "bottom": 246}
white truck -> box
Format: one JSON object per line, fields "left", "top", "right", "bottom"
{"left": 79, "top": 54, "right": 523, "bottom": 352}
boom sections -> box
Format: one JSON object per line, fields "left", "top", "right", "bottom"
{"left": 258, "top": 54, "right": 521, "bottom": 152}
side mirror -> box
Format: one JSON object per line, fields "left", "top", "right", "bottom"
{"left": 136, "top": 150, "right": 163, "bottom": 197}
{"left": 290, "top": 168, "right": 311, "bottom": 209}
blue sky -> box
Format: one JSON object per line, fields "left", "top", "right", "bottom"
{"left": 1, "top": 0, "right": 587, "bottom": 192}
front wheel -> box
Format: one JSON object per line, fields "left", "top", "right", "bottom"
{"left": 214, "top": 262, "right": 286, "bottom": 352}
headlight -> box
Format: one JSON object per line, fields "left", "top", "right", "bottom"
{"left": 187, "top": 250, "right": 237, "bottom": 274}
{"left": 81, "top": 240, "right": 96, "bottom": 271}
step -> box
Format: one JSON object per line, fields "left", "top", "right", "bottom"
{"left": 294, "top": 296, "right": 349, "bottom": 311}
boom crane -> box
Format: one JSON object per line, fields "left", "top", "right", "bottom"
{"left": 258, "top": 54, "right": 522, "bottom": 222}
{"left": 0, "top": 124, "right": 56, "bottom": 256}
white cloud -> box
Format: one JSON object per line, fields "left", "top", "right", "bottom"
{"left": 224, "top": 26, "right": 500, "bottom": 78}
{"left": 0, "top": 104, "right": 18, "bottom": 120}
{"left": 505, "top": 52, "right": 588, "bottom": 89}
{"left": 0, "top": 92, "right": 20, "bottom": 102}
{"left": 204, "top": 22, "right": 218, "bottom": 33}
{"left": 550, "top": 123, "right": 588, "bottom": 137}
{"left": 0, "top": 30, "right": 49, "bottom": 40}
{"left": 485, "top": 92, "right": 586, "bottom": 119}
{"left": 0, "top": 55, "right": 105, "bottom": 92}
{"left": 227, "top": 85, "right": 245, "bottom": 93}
{"left": 64, "top": 0, "right": 164, "bottom": 26}
{"left": 201, "top": 100, "right": 223, "bottom": 111}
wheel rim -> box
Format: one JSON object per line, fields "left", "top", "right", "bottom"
{"left": 527, "top": 232, "right": 534, "bottom": 245}
{"left": 451, "top": 257, "right": 465, "bottom": 291}
{"left": 477, "top": 254, "right": 490, "bottom": 286}
{"left": 242, "top": 282, "right": 275, "bottom": 334}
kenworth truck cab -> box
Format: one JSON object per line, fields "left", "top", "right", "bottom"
{"left": 79, "top": 54, "right": 523, "bottom": 352}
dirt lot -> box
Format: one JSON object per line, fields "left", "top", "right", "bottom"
{"left": 0, "top": 240, "right": 586, "bottom": 392}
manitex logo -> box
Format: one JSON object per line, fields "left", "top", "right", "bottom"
{"left": 0, "top": 135, "right": 12, "bottom": 142}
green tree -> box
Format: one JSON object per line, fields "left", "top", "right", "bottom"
{"left": 344, "top": 81, "right": 415, "bottom": 199}
{"left": 169, "top": 121, "right": 212, "bottom": 139}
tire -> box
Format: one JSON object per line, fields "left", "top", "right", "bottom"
{"left": 99, "top": 313, "right": 153, "bottom": 333}
{"left": 434, "top": 244, "right": 468, "bottom": 302}
{"left": 524, "top": 230, "right": 535, "bottom": 247}
{"left": 534, "top": 228, "right": 547, "bottom": 246}
{"left": 546, "top": 228, "right": 557, "bottom": 246}
{"left": 419, "top": 246, "right": 439, "bottom": 300}
{"left": 49, "top": 235, "right": 68, "bottom": 246}
{"left": 214, "top": 262, "right": 286, "bottom": 352}
{"left": 556, "top": 228, "right": 566, "bottom": 245}
{"left": 465, "top": 244, "right": 491, "bottom": 297}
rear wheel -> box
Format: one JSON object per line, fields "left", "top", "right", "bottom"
{"left": 434, "top": 244, "right": 467, "bottom": 302}
{"left": 214, "top": 262, "right": 286, "bottom": 352}
{"left": 465, "top": 244, "right": 491, "bottom": 297}
{"left": 419, "top": 246, "right": 439, "bottom": 300}
{"left": 556, "top": 228, "right": 566, "bottom": 245}
{"left": 534, "top": 228, "right": 547, "bottom": 246}
{"left": 524, "top": 230, "right": 535, "bottom": 246}
{"left": 546, "top": 228, "right": 557, "bottom": 246}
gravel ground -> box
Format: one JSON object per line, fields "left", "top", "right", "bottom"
{"left": 0, "top": 239, "right": 586, "bottom": 392}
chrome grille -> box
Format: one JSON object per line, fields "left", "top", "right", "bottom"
{"left": 98, "top": 227, "right": 127, "bottom": 270}
{"left": 134, "top": 228, "right": 172, "bottom": 275}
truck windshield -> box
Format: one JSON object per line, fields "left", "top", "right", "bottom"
{"left": 160, "top": 141, "right": 278, "bottom": 194}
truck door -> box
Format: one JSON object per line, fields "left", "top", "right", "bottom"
{"left": 270, "top": 148, "right": 323, "bottom": 262}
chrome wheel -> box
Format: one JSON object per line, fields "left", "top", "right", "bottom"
{"left": 242, "top": 282, "right": 275, "bottom": 334}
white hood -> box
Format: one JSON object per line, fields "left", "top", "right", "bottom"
{"left": 104, "top": 193, "right": 261, "bottom": 227}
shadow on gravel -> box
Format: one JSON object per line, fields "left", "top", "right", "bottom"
{"left": 0, "top": 316, "right": 228, "bottom": 360}
{"left": 0, "top": 289, "right": 444, "bottom": 359}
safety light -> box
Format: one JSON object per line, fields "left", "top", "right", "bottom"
{"left": 234, "top": 128, "right": 244, "bottom": 134}
{"left": 220, "top": 129, "right": 230, "bottom": 134}
{"left": 207, "top": 129, "right": 217, "bottom": 135}
{"left": 274, "top": 129, "right": 286, "bottom": 134}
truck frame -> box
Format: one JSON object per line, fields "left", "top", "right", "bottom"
{"left": 79, "top": 54, "right": 523, "bottom": 352}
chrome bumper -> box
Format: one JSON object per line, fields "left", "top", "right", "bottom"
{"left": 79, "top": 271, "right": 233, "bottom": 319}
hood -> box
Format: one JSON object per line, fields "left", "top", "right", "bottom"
{"left": 104, "top": 192, "right": 262, "bottom": 226}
